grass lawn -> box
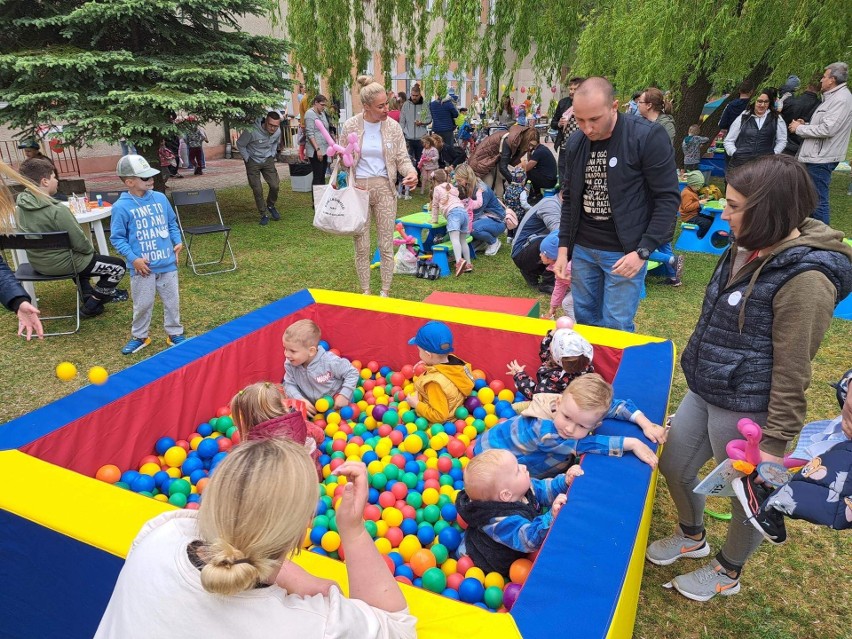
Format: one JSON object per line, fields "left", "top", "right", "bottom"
{"left": 1, "top": 171, "right": 850, "bottom": 638}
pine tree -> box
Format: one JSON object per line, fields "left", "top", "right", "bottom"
{"left": 0, "top": 0, "right": 290, "bottom": 177}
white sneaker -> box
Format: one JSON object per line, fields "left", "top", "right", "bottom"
{"left": 484, "top": 238, "right": 501, "bottom": 256}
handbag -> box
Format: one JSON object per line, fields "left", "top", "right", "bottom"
{"left": 312, "top": 160, "right": 370, "bottom": 235}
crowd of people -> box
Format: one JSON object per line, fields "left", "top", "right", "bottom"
{"left": 2, "top": 60, "right": 851, "bottom": 631}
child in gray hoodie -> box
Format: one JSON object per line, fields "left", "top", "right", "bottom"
{"left": 282, "top": 319, "right": 360, "bottom": 417}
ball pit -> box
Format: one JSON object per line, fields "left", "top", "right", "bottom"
{"left": 92, "top": 357, "right": 534, "bottom": 610}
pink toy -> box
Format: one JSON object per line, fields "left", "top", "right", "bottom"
{"left": 314, "top": 119, "right": 360, "bottom": 168}
{"left": 555, "top": 316, "right": 575, "bottom": 330}
{"left": 726, "top": 417, "right": 808, "bottom": 469}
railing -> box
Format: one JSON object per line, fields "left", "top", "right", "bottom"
{"left": 0, "top": 139, "right": 81, "bottom": 176}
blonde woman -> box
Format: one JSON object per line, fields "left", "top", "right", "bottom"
{"left": 342, "top": 75, "right": 418, "bottom": 297}
{"left": 96, "top": 438, "right": 417, "bottom": 638}
{"left": 0, "top": 162, "right": 44, "bottom": 340}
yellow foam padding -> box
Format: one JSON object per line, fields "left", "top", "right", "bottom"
{"left": 309, "top": 289, "right": 666, "bottom": 350}
{"left": 0, "top": 449, "right": 171, "bottom": 558}
{"left": 0, "top": 449, "right": 520, "bottom": 637}
{"left": 606, "top": 467, "right": 659, "bottom": 639}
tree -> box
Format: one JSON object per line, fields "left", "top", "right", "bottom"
{"left": 0, "top": 0, "right": 291, "bottom": 186}
{"left": 572, "top": 0, "right": 851, "bottom": 162}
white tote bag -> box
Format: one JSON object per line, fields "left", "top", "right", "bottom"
{"left": 312, "top": 161, "right": 370, "bottom": 235}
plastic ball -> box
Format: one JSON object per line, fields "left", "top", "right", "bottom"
{"left": 155, "top": 437, "right": 177, "bottom": 456}
{"left": 484, "top": 585, "right": 504, "bottom": 610}
{"left": 130, "top": 474, "right": 155, "bottom": 493}
{"left": 410, "top": 549, "right": 437, "bottom": 576}
{"left": 87, "top": 366, "right": 109, "bottom": 385}
{"left": 421, "top": 567, "right": 447, "bottom": 593}
{"left": 163, "top": 446, "right": 188, "bottom": 468}
{"left": 509, "top": 558, "right": 533, "bottom": 584}
{"left": 55, "top": 361, "right": 77, "bottom": 381}
{"left": 438, "top": 527, "right": 462, "bottom": 552}
{"left": 484, "top": 572, "right": 505, "bottom": 589}
{"left": 321, "top": 530, "right": 341, "bottom": 552}
{"left": 503, "top": 582, "right": 522, "bottom": 610}
{"left": 95, "top": 464, "right": 121, "bottom": 484}
{"left": 397, "top": 535, "right": 422, "bottom": 562}
{"left": 476, "top": 387, "right": 495, "bottom": 405}
{"left": 458, "top": 577, "right": 485, "bottom": 603}
{"left": 196, "top": 438, "right": 220, "bottom": 460}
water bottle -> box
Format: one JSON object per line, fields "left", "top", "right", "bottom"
{"left": 96, "top": 194, "right": 103, "bottom": 208}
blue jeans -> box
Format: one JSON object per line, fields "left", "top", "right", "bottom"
{"left": 472, "top": 216, "right": 506, "bottom": 245}
{"left": 571, "top": 244, "right": 647, "bottom": 332}
{"left": 805, "top": 162, "right": 837, "bottom": 225}
{"left": 651, "top": 242, "right": 676, "bottom": 278}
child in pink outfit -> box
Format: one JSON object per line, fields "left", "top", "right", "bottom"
{"left": 540, "top": 231, "right": 574, "bottom": 320}
{"left": 430, "top": 169, "right": 483, "bottom": 276}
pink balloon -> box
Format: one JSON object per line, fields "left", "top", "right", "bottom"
{"left": 725, "top": 418, "right": 763, "bottom": 466}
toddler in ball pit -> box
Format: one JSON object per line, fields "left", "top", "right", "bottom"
{"left": 282, "top": 319, "right": 360, "bottom": 417}
{"left": 404, "top": 321, "right": 476, "bottom": 423}
{"left": 454, "top": 448, "right": 583, "bottom": 577}
{"left": 475, "top": 373, "right": 661, "bottom": 478}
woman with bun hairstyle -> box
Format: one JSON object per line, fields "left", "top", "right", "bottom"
{"left": 95, "top": 438, "right": 417, "bottom": 638}
{"left": 341, "top": 76, "right": 418, "bottom": 297}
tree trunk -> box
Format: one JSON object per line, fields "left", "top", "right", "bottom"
{"left": 673, "top": 71, "right": 713, "bottom": 167}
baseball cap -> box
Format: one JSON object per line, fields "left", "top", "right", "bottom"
{"left": 116, "top": 154, "right": 160, "bottom": 178}
{"left": 408, "top": 321, "right": 454, "bottom": 355}
{"left": 540, "top": 231, "right": 560, "bottom": 260}
{"left": 550, "top": 328, "right": 593, "bottom": 364}
{"left": 17, "top": 140, "right": 40, "bottom": 150}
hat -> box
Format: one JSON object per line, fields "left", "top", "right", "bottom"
{"left": 550, "top": 329, "right": 594, "bottom": 364}
{"left": 17, "top": 140, "right": 40, "bottom": 150}
{"left": 540, "top": 231, "right": 560, "bottom": 260}
{"left": 116, "top": 154, "right": 160, "bottom": 178}
{"left": 685, "top": 170, "right": 705, "bottom": 190}
{"left": 831, "top": 368, "right": 852, "bottom": 410}
{"left": 781, "top": 75, "right": 801, "bottom": 94}
{"left": 408, "top": 321, "right": 454, "bottom": 355}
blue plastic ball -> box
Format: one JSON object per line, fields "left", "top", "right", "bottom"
{"left": 197, "top": 438, "right": 220, "bottom": 459}
{"left": 339, "top": 405, "right": 354, "bottom": 420}
{"left": 442, "top": 587, "right": 460, "bottom": 600}
{"left": 197, "top": 422, "right": 213, "bottom": 437}
{"left": 458, "top": 578, "right": 485, "bottom": 603}
{"left": 362, "top": 450, "right": 378, "bottom": 464}
{"left": 153, "top": 470, "right": 171, "bottom": 489}
{"left": 318, "top": 340, "right": 330, "bottom": 351}
{"left": 310, "top": 527, "right": 328, "bottom": 546}
{"left": 438, "top": 527, "right": 462, "bottom": 552}
{"left": 401, "top": 519, "right": 419, "bottom": 536}
{"left": 155, "top": 437, "right": 176, "bottom": 456}
{"left": 388, "top": 552, "right": 404, "bottom": 568}
{"left": 310, "top": 547, "right": 329, "bottom": 556}
{"left": 416, "top": 525, "right": 436, "bottom": 545}
{"left": 395, "top": 564, "right": 415, "bottom": 580}
{"left": 130, "top": 474, "right": 156, "bottom": 493}
{"left": 412, "top": 577, "right": 423, "bottom": 588}
{"left": 368, "top": 487, "right": 380, "bottom": 504}
{"left": 472, "top": 407, "right": 487, "bottom": 419}
{"left": 181, "top": 456, "right": 204, "bottom": 476}
{"left": 211, "top": 451, "right": 229, "bottom": 465}
{"left": 187, "top": 493, "right": 201, "bottom": 503}
{"left": 316, "top": 499, "right": 328, "bottom": 516}
{"left": 319, "top": 454, "right": 331, "bottom": 466}
{"left": 189, "top": 469, "right": 208, "bottom": 485}
{"left": 473, "top": 378, "right": 487, "bottom": 390}
{"left": 441, "top": 504, "right": 458, "bottom": 522}
{"left": 120, "top": 470, "right": 140, "bottom": 485}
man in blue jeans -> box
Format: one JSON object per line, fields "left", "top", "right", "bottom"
{"left": 553, "top": 77, "right": 679, "bottom": 332}
{"left": 789, "top": 62, "right": 852, "bottom": 225}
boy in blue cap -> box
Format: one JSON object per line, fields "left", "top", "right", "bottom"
{"left": 405, "top": 321, "right": 476, "bottom": 423}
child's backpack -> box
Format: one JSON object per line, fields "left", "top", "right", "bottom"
{"left": 502, "top": 167, "right": 526, "bottom": 212}
{"left": 458, "top": 121, "right": 473, "bottom": 141}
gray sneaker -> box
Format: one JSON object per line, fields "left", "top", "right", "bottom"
{"left": 667, "top": 558, "right": 741, "bottom": 602}
{"left": 646, "top": 527, "right": 710, "bottom": 566}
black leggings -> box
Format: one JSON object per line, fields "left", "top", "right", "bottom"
{"left": 78, "top": 254, "right": 127, "bottom": 301}
{"left": 310, "top": 154, "right": 329, "bottom": 186}
{"left": 512, "top": 237, "right": 555, "bottom": 288}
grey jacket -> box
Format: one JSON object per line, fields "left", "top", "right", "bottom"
{"left": 283, "top": 346, "right": 360, "bottom": 403}
{"left": 796, "top": 83, "right": 852, "bottom": 164}
{"left": 236, "top": 117, "right": 281, "bottom": 164}
{"left": 304, "top": 108, "right": 329, "bottom": 159}
{"left": 399, "top": 99, "right": 432, "bottom": 141}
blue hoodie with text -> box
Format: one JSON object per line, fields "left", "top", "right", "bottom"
{"left": 110, "top": 190, "right": 182, "bottom": 275}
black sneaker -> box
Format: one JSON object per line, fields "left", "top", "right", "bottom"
{"left": 107, "top": 289, "right": 129, "bottom": 303}
{"left": 267, "top": 205, "right": 281, "bottom": 221}
{"left": 80, "top": 297, "right": 105, "bottom": 318}
{"left": 732, "top": 472, "right": 787, "bottom": 544}
{"left": 260, "top": 214, "right": 269, "bottom": 226}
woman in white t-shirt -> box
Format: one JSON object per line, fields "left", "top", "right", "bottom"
{"left": 341, "top": 76, "right": 418, "bottom": 297}
{"left": 95, "top": 438, "right": 417, "bottom": 639}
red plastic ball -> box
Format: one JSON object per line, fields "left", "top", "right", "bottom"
{"left": 175, "top": 439, "right": 190, "bottom": 451}
{"left": 390, "top": 372, "right": 405, "bottom": 386}
{"left": 446, "top": 572, "right": 464, "bottom": 590}
{"left": 215, "top": 406, "right": 231, "bottom": 417}
{"left": 138, "top": 454, "right": 159, "bottom": 467}
{"left": 423, "top": 469, "right": 440, "bottom": 482}
{"left": 401, "top": 505, "right": 417, "bottom": 520}
{"left": 379, "top": 491, "right": 396, "bottom": 508}
{"left": 396, "top": 576, "right": 413, "bottom": 585}
{"left": 367, "top": 360, "right": 379, "bottom": 373}
{"left": 330, "top": 348, "right": 341, "bottom": 357}
{"left": 332, "top": 439, "right": 346, "bottom": 452}
{"left": 437, "top": 457, "right": 453, "bottom": 473}
{"left": 489, "top": 380, "right": 506, "bottom": 393}
{"left": 423, "top": 479, "right": 440, "bottom": 490}
{"left": 364, "top": 504, "right": 382, "bottom": 521}
{"left": 457, "top": 514, "right": 468, "bottom": 529}
{"left": 401, "top": 364, "right": 415, "bottom": 379}
{"left": 385, "top": 526, "right": 404, "bottom": 547}
{"left": 231, "top": 430, "right": 241, "bottom": 445}
{"left": 378, "top": 424, "right": 392, "bottom": 437}
{"left": 390, "top": 453, "right": 406, "bottom": 467}
{"left": 447, "top": 439, "right": 467, "bottom": 458}
{"left": 217, "top": 437, "right": 233, "bottom": 452}
{"left": 363, "top": 379, "right": 376, "bottom": 391}
{"left": 391, "top": 482, "right": 408, "bottom": 500}
{"left": 383, "top": 555, "right": 396, "bottom": 573}
{"left": 456, "top": 555, "right": 475, "bottom": 574}
{"left": 329, "top": 458, "right": 344, "bottom": 471}
{"left": 413, "top": 362, "right": 427, "bottom": 376}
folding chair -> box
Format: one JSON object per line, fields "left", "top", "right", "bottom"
{"left": 170, "top": 189, "right": 237, "bottom": 275}
{"left": 0, "top": 232, "right": 84, "bottom": 336}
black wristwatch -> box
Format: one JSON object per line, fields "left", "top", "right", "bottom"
{"left": 636, "top": 247, "right": 651, "bottom": 260}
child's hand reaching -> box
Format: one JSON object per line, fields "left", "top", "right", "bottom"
{"left": 635, "top": 414, "right": 668, "bottom": 444}
{"left": 507, "top": 359, "right": 525, "bottom": 376}
{"left": 333, "top": 394, "right": 348, "bottom": 410}
{"left": 405, "top": 394, "right": 419, "bottom": 409}
{"left": 331, "top": 461, "right": 370, "bottom": 537}
{"left": 624, "top": 437, "right": 659, "bottom": 469}
{"left": 565, "top": 464, "right": 584, "bottom": 483}
{"left": 550, "top": 493, "right": 568, "bottom": 517}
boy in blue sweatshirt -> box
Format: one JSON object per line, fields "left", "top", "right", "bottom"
{"left": 474, "top": 373, "right": 660, "bottom": 477}
{"left": 110, "top": 155, "right": 186, "bottom": 355}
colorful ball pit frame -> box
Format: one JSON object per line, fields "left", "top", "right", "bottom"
{"left": 0, "top": 289, "right": 674, "bottom": 638}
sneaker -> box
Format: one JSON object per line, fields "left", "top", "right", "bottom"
{"left": 673, "top": 254, "right": 685, "bottom": 282}
{"left": 732, "top": 473, "right": 787, "bottom": 544}
{"left": 122, "top": 336, "right": 151, "bottom": 355}
{"left": 463, "top": 262, "right": 473, "bottom": 273}
{"left": 166, "top": 334, "right": 188, "bottom": 346}
{"left": 455, "top": 259, "right": 468, "bottom": 277}
{"left": 267, "top": 205, "right": 281, "bottom": 221}
{"left": 260, "top": 214, "right": 269, "bottom": 226}
{"left": 646, "top": 527, "right": 710, "bottom": 566}
{"left": 81, "top": 297, "right": 105, "bottom": 318}
{"left": 484, "top": 238, "right": 502, "bottom": 256}
{"left": 379, "top": 290, "right": 390, "bottom": 298}
{"left": 663, "top": 278, "right": 683, "bottom": 287}
{"left": 107, "top": 289, "right": 129, "bottom": 303}
{"left": 667, "top": 559, "right": 740, "bottom": 602}
{"left": 174, "top": 173, "right": 184, "bottom": 178}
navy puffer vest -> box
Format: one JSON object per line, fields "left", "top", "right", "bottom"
{"left": 682, "top": 245, "right": 852, "bottom": 412}
{"left": 729, "top": 113, "right": 778, "bottom": 169}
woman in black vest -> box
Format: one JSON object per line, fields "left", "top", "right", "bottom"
{"left": 723, "top": 88, "right": 788, "bottom": 171}
{"left": 646, "top": 155, "right": 852, "bottom": 601}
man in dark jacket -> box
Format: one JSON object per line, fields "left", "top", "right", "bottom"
{"left": 781, "top": 80, "right": 821, "bottom": 155}
{"left": 718, "top": 81, "right": 754, "bottom": 133}
{"left": 0, "top": 255, "right": 43, "bottom": 340}
{"left": 554, "top": 77, "right": 679, "bottom": 332}
{"left": 511, "top": 193, "right": 562, "bottom": 292}
{"left": 429, "top": 93, "right": 459, "bottom": 166}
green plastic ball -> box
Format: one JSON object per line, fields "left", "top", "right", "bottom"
{"left": 421, "top": 567, "right": 447, "bottom": 593}
{"left": 484, "top": 585, "right": 504, "bottom": 610}
{"left": 430, "top": 543, "right": 449, "bottom": 565}
{"left": 423, "top": 504, "right": 441, "bottom": 523}
{"left": 454, "top": 406, "right": 469, "bottom": 419}
{"left": 169, "top": 478, "right": 191, "bottom": 497}
{"left": 384, "top": 464, "right": 400, "bottom": 480}
{"left": 406, "top": 492, "right": 423, "bottom": 509}
{"left": 371, "top": 472, "right": 388, "bottom": 490}
{"left": 402, "top": 410, "right": 417, "bottom": 424}
{"left": 168, "top": 493, "right": 188, "bottom": 508}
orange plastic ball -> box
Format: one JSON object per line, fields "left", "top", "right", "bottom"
{"left": 509, "top": 558, "right": 533, "bottom": 584}
{"left": 410, "top": 549, "right": 437, "bottom": 576}
{"left": 95, "top": 464, "right": 121, "bottom": 484}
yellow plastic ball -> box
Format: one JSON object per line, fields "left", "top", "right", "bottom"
{"left": 324, "top": 483, "right": 337, "bottom": 498}
{"left": 422, "top": 487, "right": 440, "bottom": 506}
{"left": 360, "top": 368, "right": 372, "bottom": 379}
{"left": 425, "top": 457, "right": 439, "bottom": 469}
{"left": 344, "top": 443, "right": 360, "bottom": 458}
{"left": 484, "top": 572, "right": 506, "bottom": 589}
{"left": 404, "top": 434, "right": 423, "bottom": 454}
{"left": 165, "top": 467, "right": 182, "bottom": 479}
{"left": 423, "top": 448, "right": 437, "bottom": 459}
{"left": 87, "top": 366, "right": 109, "bottom": 385}
{"left": 374, "top": 537, "right": 392, "bottom": 555}
{"left": 463, "top": 425, "right": 478, "bottom": 440}
{"left": 484, "top": 414, "right": 499, "bottom": 428}
{"left": 375, "top": 395, "right": 389, "bottom": 406}
{"left": 375, "top": 520, "right": 389, "bottom": 538}
{"left": 315, "top": 397, "right": 331, "bottom": 413}
{"left": 398, "top": 535, "right": 422, "bottom": 562}
{"left": 442, "top": 558, "right": 458, "bottom": 576}
{"left": 326, "top": 412, "right": 341, "bottom": 425}
{"left": 321, "top": 530, "right": 341, "bottom": 552}
{"left": 382, "top": 507, "right": 403, "bottom": 527}
{"left": 373, "top": 386, "right": 386, "bottom": 398}
{"left": 55, "top": 361, "right": 77, "bottom": 381}
{"left": 465, "top": 566, "right": 486, "bottom": 583}
{"left": 498, "top": 389, "right": 515, "bottom": 402}
{"left": 189, "top": 436, "right": 203, "bottom": 450}
{"left": 484, "top": 404, "right": 496, "bottom": 415}
{"left": 324, "top": 422, "right": 339, "bottom": 437}
{"left": 139, "top": 462, "right": 161, "bottom": 476}
{"left": 364, "top": 416, "right": 377, "bottom": 430}
{"left": 477, "top": 388, "right": 495, "bottom": 405}
{"left": 332, "top": 431, "right": 348, "bottom": 441}
{"left": 154, "top": 493, "right": 169, "bottom": 502}
{"left": 439, "top": 484, "right": 456, "bottom": 497}
{"left": 163, "top": 446, "right": 187, "bottom": 468}
{"left": 367, "top": 460, "right": 384, "bottom": 475}
{"left": 375, "top": 438, "right": 393, "bottom": 459}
